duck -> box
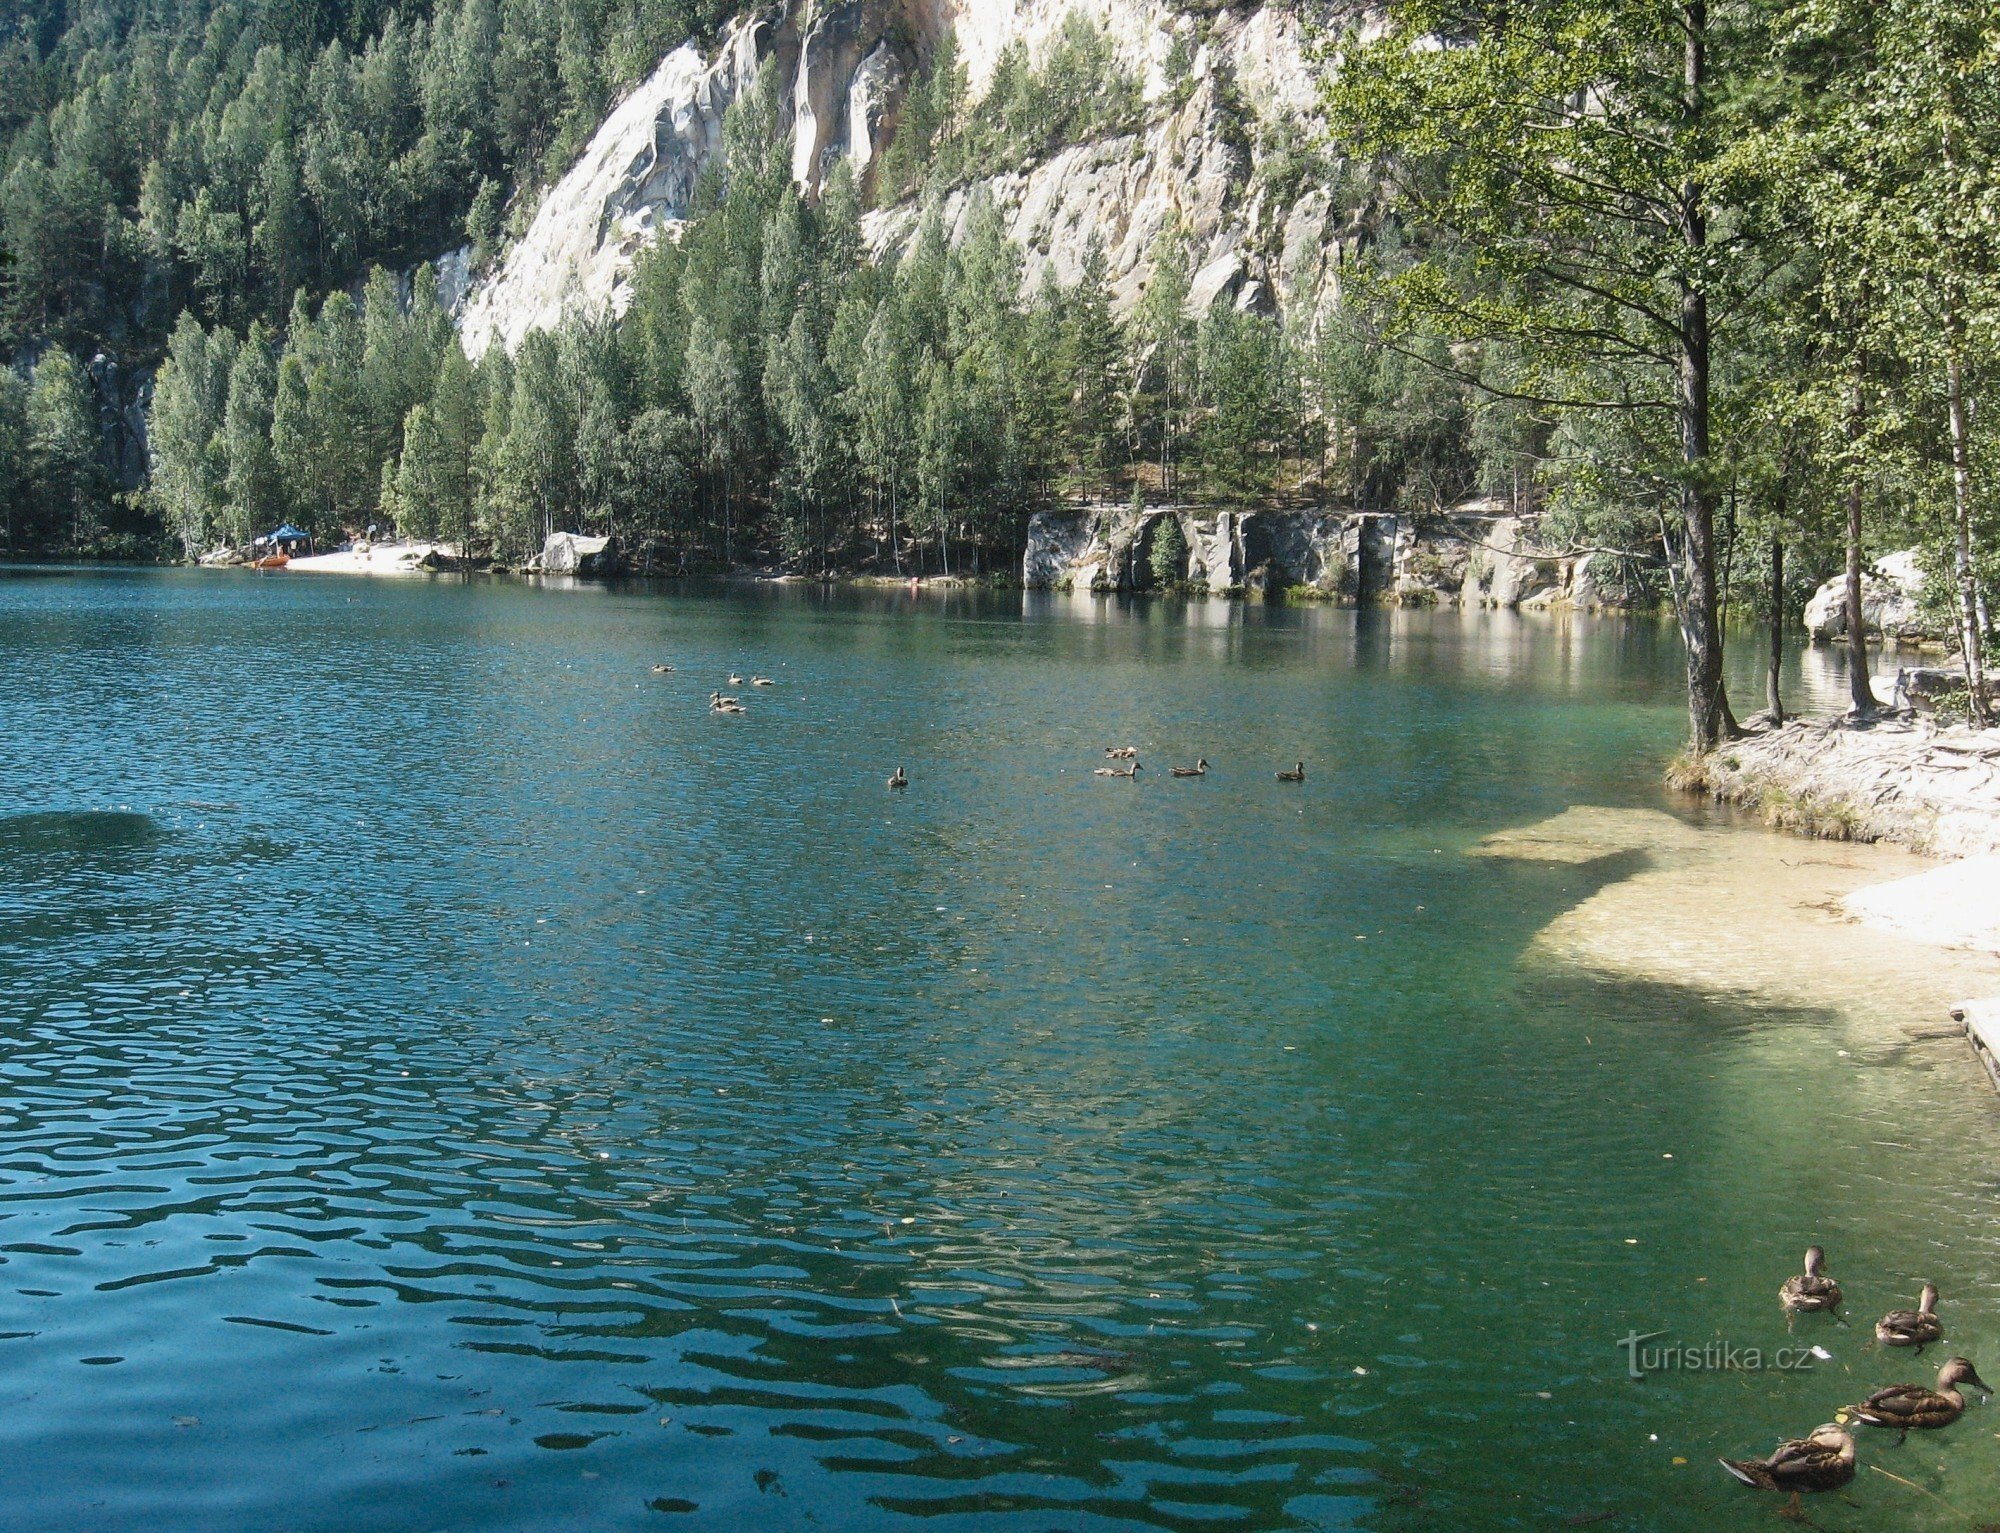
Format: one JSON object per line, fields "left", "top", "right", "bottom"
{"left": 1875, "top": 1283, "right": 1943, "bottom": 1351}
{"left": 729, "top": 673, "right": 744, "bottom": 686}
{"left": 708, "top": 693, "right": 746, "bottom": 715}
{"left": 1779, "top": 1245, "right": 1842, "bottom": 1315}
{"left": 1276, "top": 762, "right": 1305, "bottom": 782}
{"left": 751, "top": 676, "right": 775, "bottom": 687}
{"left": 887, "top": 767, "right": 908, "bottom": 790}
{"left": 1850, "top": 1357, "right": 1990, "bottom": 1439}
{"left": 651, "top": 663, "right": 675, "bottom": 674}
{"left": 1170, "top": 758, "right": 1209, "bottom": 778}
{"left": 1093, "top": 761, "right": 1142, "bottom": 778}
{"left": 1104, "top": 746, "right": 1138, "bottom": 760}
{"left": 1718, "top": 1422, "right": 1855, "bottom": 1502}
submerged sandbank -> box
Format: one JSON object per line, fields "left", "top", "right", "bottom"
{"left": 1477, "top": 807, "right": 2000, "bottom": 1037}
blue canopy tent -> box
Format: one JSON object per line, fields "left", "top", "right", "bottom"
{"left": 253, "top": 523, "right": 315, "bottom": 554}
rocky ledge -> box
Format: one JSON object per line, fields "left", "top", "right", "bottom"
{"left": 1022, "top": 504, "right": 1628, "bottom": 606}
{"left": 1686, "top": 714, "right": 2000, "bottom": 859}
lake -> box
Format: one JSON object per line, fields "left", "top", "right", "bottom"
{"left": 3, "top": 567, "right": 1997, "bottom": 1531}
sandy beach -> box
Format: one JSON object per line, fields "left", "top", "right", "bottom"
{"left": 283, "top": 540, "right": 458, "bottom": 575}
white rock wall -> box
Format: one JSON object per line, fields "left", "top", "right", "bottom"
{"left": 460, "top": 0, "right": 1355, "bottom": 356}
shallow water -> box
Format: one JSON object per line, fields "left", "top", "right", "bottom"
{"left": 2, "top": 568, "right": 1996, "bottom": 1532}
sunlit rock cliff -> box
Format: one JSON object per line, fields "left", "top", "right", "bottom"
{"left": 459, "top": 0, "right": 1358, "bottom": 356}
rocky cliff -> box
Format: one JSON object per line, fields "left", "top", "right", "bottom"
{"left": 459, "top": 0, "right": 1357, "bottom": 355}
{"left": 1021, "top": 504, "right": 1623, "bottom": 608}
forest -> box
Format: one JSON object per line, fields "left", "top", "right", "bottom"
{"left": 3, "top": 0, "right": 1999, "bottom": 745}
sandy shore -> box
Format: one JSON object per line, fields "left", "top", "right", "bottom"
{"left": 284, "top": 541, "right": 458, "bottom": 575}
{"left": 1480, "top": 805, "right": 2000, "bottom": 1000}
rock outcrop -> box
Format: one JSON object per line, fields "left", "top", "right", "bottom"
{"left": 459, "top": 13, "right": 778, "bottom": 356}
{"left": 1802, "top": 549, "right": 1931, "bottom": 642}
{"left": 530, "top": 531, "right": 621, "bottom": 575}
{"left": 1022, "top": 505, "right": 1622, "bottom": 608}
{"left": 459, "top": 0, "right": 1357, "bottom": 354}
{"left": 1691, "top": 714, "right": 2000, "bottom": 859}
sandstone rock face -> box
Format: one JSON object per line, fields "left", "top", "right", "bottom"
{"left": 1023, "top": 506, "right": 1624, "bottom": 609}
{"left": 459, "top": 14, "right": 777, "bottom": 357}
{"left": 1802, "top": 549, "right": 1931, "bottom": 642}
{"left": 460, "top": 0, "right": 1357, "bottom": 354}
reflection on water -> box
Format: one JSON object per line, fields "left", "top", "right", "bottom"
{"left": 0, "top": 570, "right": 1994, "bottom": 1532}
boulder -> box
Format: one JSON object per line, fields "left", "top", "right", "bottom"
{"left": 534, "top": 531, "right": 621, "bottom": 576}
{"left": 1803, "top": 549, "right": 1929, "bottom": 641}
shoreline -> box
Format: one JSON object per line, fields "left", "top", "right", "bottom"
{"left": 1681, "top": 712, "right": 2000, "bottom": 859}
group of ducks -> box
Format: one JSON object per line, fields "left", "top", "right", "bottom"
{"left": 1720, "top": 1246, "right": 1989, "bottom": 1505}
{"left": 1087, "top": 746, "right": 1307, "bottom": 782}
{"left": 656, "top": 667, "right": 773, "bottom": 714}
{"left": 653, "top": 664, "right": 1313, "bottom": 787}
{"left": 878, "top": 748, "right": 1312, "bottom": 791}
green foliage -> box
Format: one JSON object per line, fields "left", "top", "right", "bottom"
{"left": 1148, "top": 512, "right": 1186, "bottom": 586}
{"left": 0, "top": 0, "right": 729, "bottom": 353}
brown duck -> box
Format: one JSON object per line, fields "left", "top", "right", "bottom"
{"left": 1719, "top": 1422, "right": 1855, "bottom": 1500}
{"left": 1170, "top": 758, "right": 1208, "bottom": 778}
{"left": 1875, "top": 1283, "right": 1943, "bottom": 1351}
{"left": 1778, "top": 1245, "right": 1842, "bottom": 1314}
{"left": 1850, "top": 1357, "right": 1990, "bottom": 1439}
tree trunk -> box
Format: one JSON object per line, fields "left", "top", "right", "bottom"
{"left": 1843, "top": 384, "right": 1879, "bottom": 714}
{"left": 1765, "top": 535, "right": 1784, "bottom": 722}
{"left": 1946, "top": 346, "right": 1989, "bottom": 724}
{"left": 1676, "top": 2, "right": 1730, "bottom": 751}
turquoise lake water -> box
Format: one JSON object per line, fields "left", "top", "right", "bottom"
{"left": 2, "top": 567, "right": 1997, "bottom": 1531}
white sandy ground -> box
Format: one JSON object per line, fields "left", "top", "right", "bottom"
{"left": 1475, "top": 808, "right": 2000, "bottom": 1030}
{"left": 283, "top": 541, "right": 457, "bottom": 575}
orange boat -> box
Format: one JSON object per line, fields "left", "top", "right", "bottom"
{"left": 253, "top": 552, "right": 290, "bottom": 570}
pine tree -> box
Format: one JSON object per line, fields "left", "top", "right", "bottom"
{"left": 223, "top": 325, "right": 283, "bottom": 543}
{"left": 149, "top": 313, "right": 230, "bottom": 554}
{"left": 28, "top": 349, "right": 104, "bottom": 550}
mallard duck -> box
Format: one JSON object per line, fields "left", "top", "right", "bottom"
{"left": 1850, "top": 1357, "right": 1990, "bottom": 1438}
{"left": 1104, "top": 746, "right": 1138, "bottom": 760}
{"left": 651, "top": 663, "right": 675, "bottom": 673}
{"left": 751, "top": 676, "right": 774, "bottom": 687}
{"left": 1876, "top": 1283, "right": 1943, "bottom": 1351}
{"left": 1779, "top": 1246, "right": 1842, "bottom": 1314}
{"left": 1276, "top": 762, "right": 1305, "bottom": 782}
{"left": 1170, "top": 758, "right": 1208, "bottom": 778}
{"left": 1093, "top": 761, "right": 1142, "bottom": 778}
{"left": 1719, "top": 1423, "right": 1855, "bottom": 1499}
{"left": 887, "top": 767, "right": 907, "bottom": 790}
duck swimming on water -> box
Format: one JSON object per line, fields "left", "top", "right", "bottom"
{"left": 1170, "top": 758, "right": 1208, "bottom": 777}
{"left": 1876, "top": 1283, "right": 1943, "bottom": 1351}
{"left": 887, "top": 767, "right": 908, "bottom": 790}
{"left": 1850, "top": 1357, "right": 1990, "bottom": 1439}
{"left": 1779, "top": 1246, "right": 1842, "bottom": 1315}
{"left": 1104, "top": 746, "right": 1138, "bottom": 760}
{"left": 1719, "top": 1423, "right": 1855, "bottom": 1505}
{"left": 1094, "top": 761, "right": 1142, "bottom": 778}
{"left": 1276, "top": 762, "right": 1305, "bottom": 782}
